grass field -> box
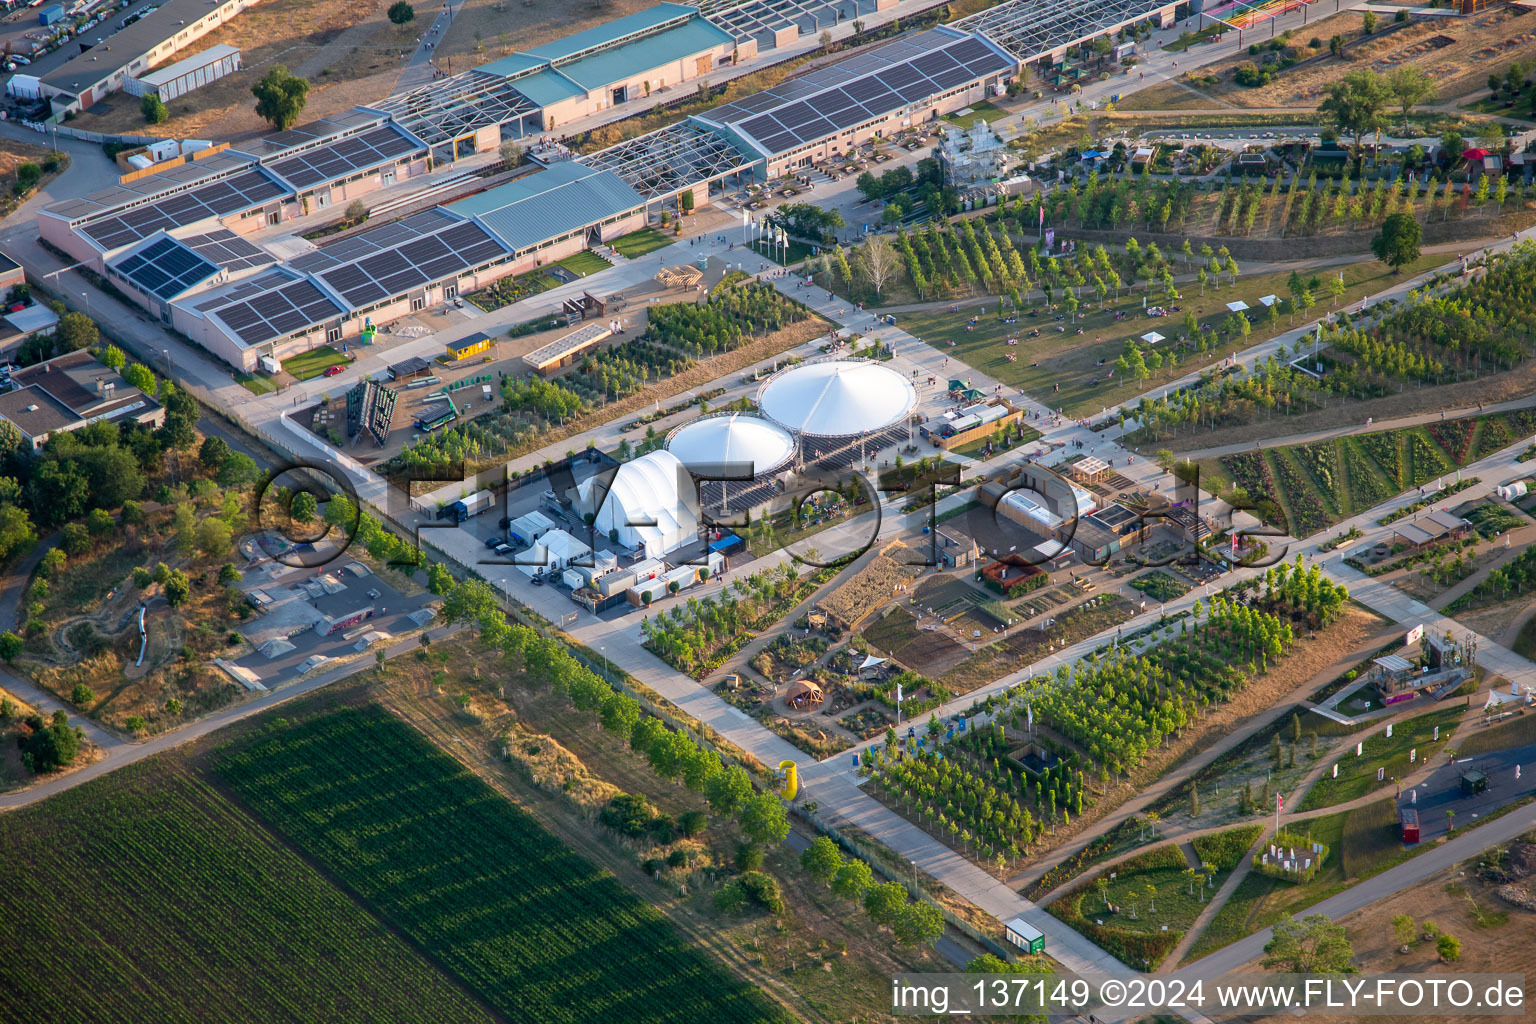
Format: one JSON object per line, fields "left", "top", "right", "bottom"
{"left": 1048, "top": 833, "right": 1255, "bottom": 970}
{"left": 1299, "top": 706, "right": 1464, "bottom": 811}
{"left": 217, "top": 704, "right": 790, "bottom": 1024}
{"left": 900, "top": 251, "right": 1448, "bottom": 418}
{"left": 611, "top": 227, "right": 676, "bottom": 258}
{"left": 942, "top": 99, "right": 1010, "bottom": 125}
{"left": 1183, "top": 797, "right": 1411, "bottom": 962}
{"left": 236, "top": 371, "right": 279, "bottom": 395}
{"left": 556, "top": 250, "right": 614, "bottom": 276}
{"left": 1457, "top": 712, "right": 1536, "bottom": 757}
{"left": 0, "top": 760, "right": 490, "bottom": 1024}
{"left": 749, "top": 237, "right": 819, "bottom": 266}
{"left": 281, "top": 345, "right": 349, "bottom": 381}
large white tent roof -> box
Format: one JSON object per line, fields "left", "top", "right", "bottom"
{"left": 756, "top": 359, "right": 917, "bottom": 438}
{"left": 578, "top": 449, "right": 698, "bottom": 558}
{"left": 666, "top": 412, "right": 794, "bottom": 478}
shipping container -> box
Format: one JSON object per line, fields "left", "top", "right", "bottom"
{"left": 1399, "top": 807, "right": 1419, "bottom": 843}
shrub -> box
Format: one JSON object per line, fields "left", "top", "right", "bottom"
{"left": 735, "top": 842, "right": 764, "bottom": 872}
{"left": 71, "top": 683, "right": 96, "bottom": 707}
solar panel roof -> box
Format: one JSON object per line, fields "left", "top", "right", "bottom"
{"left": 208, "top": 275, "right": 346, "bottom": 347}
{"left": 79, "top": 169, "right": 288, "bottom": 252}
{"left": 110, "top": 236, "right": 221, "bottom": 302}
{"left": 283, "top": 208, "right": 507, "bottom": 312}
{"left": 181, "top": 228, "right": 277, "bottom": 273}
{"left": 702, "top": 29, "right": 1012, "bottom": 157}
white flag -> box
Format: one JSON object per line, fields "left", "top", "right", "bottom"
{"left": 741, "top": 208, "right": 748, "bottom": 225}
{"left": 1026, "top": 704, "right": 1033, "bottom": 731}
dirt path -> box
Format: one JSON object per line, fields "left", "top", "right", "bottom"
{"left": 1163, "top": 836, "right": 1262, "bottom": 967}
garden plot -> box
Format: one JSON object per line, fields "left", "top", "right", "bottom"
{"left": 817, "top": 550, "right": 921, "bottom": 631}
{"left": 860, "top": 608, "right": 972, "bottom": 678}
{"left": 1202, "top": 410, "right": 1536, "bottom": 537}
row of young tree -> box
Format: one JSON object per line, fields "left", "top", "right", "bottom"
{"left": 431, "top": 571, "right": 948, "bottom": 945}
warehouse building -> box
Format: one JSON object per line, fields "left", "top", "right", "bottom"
{"left": 27, "top": 0, "right": 263, "bottom": 113}
{"left": 125, "top": 44, "right": 243, "bottom": 101}
{"left": 374, "top": 3, "right": 742, "bottom": 161}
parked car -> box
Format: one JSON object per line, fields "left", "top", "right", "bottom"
{"left": 322, "top": 365, "right": 345, "bottom": 377}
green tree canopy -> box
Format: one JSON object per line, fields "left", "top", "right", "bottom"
{"left": 388, "top": 0, "right": 415, "bottom": 24}
{"left": 1263, "top": 914, "right": 1356, "bottom": 973}
{"left": 252, "top": 65, "right": 309, "bottom": 131}
{"left": 1371, "top": 212, "right": 1422, "bottom": 272}
{"left": 1319, "top": 69, "right": 1389, "bottom": 160}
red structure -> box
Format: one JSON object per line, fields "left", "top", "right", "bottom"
{"left": 1399, "top": 807, "right": 1420, "bottom": 844}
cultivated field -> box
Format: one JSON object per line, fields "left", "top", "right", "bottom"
{"left": 1199, "top": 410, "right": 1536, "bottom": 537}
{"left": 217, "top": 703, "right": 794, "bottom": 1024}
{"left": 0, "top": 760, "right": 491, "bottom": 1024}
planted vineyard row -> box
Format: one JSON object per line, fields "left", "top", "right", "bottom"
{"left": 0, "top": 762, "right": 488, "bottom": 1024}
{"left": 1208, "top": 412, "right": 1536, "bottom": 535}
{"left": 217, "top": 706, "right": 789, "bottom": 1024}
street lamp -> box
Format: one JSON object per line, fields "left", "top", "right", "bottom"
{"left": 600, "top": 645, "right": 607, "bottom": 678}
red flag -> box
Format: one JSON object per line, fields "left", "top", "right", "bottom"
{"left": 1277, "top": 793, "right": 1284, "bottom": 811}
{"left": 1038, "top": 204, "right": 1044, "bottom": 227}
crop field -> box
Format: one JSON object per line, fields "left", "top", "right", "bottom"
{"left": 1200, "top": 410, "right": 1536, "bottom": 536}
{"left": 217, "top": 705, "right": 789, "bottom": 1024}
{"left": 0, "top": 761, "right": 489, "bottom": 1024}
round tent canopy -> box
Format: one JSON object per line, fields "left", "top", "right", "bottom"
{"left": 756, "top": 359, "right": 917, "bottom": 438}
{"left": 785, "top": 679, "right": 824, "bottom": 708}
{"left": 666, "top": 412, "right": 794, "bottom": 478}
{"left": 1462, "top": 147, "right": 1490, "bottom": 161}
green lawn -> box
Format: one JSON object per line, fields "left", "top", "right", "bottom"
{"left": 555, "top": 250, "right": 613, "bottom": 276}
{"left": 1457, "top": 712, "right": 1536, "bottom": 757}
{"left": 1164, "top": 24, "right": 1226, "bottom": 51}
{"left": 281, "top": 346, "right": 348, "bottom": 381}
{"left": 900, "top": 250, "right": 1452, "bottom": 418}
{"left": 610, "top": 227, "right": 676, "bottom": 258}
{"left": 942, "top": 99, "right": 1010, "bottom": 126}
{"left": 1049, "top": 832, "right": 1256, "bottom": 970}
{"left": 217, "top": 705, "right": 790, "bottom": 1024}
{"left": 748, "top": 237, "right": 819, "bottom": 267}
{"left": 1183, "top": 797, "right": 1410, "bottom": 962}
{"left": 949, "top": 423, "right": 1042, "bottom": 457}
{"left": 1299, "top": 706, "right": 1464, "bottom": 811}
{"left": 0, "top": 761, "right": 491, "bottom": 1024}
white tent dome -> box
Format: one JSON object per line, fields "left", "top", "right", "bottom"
{"left": 666, "top": 413, "right": 794, "bottom": 478}
{"left": 578, "top": 450, "right": 698, "bottom": 559}
{"left": 756, "top": 359, "right": 917, "bottom": 438}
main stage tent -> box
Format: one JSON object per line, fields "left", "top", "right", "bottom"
{"left": 756, "top": 359, "right": 917, "bottom": 438}
{"left": 666, "top": 412, "right": 794, "bottom": 477}
{"left": 578, "top": 449, "right": 698, "bottom": 558}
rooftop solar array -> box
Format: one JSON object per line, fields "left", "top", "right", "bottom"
{"left": 43, "top": 151, "right": 257, "bottom": 223}
{"left": 290, "top": 209, "right": 507, "bottom": 310}
{"left": 267, "top": 124, "right": 423, "bottom": 190}
{"left": 79, "top": 169, "right": 288, "bottom": 251}
{"left": 958, "top": 0, "right": 1166, "bottom": 62}
{"left": 208, "top": 275, "right": 346, "bottom": 347}
{"left": 109, "top": 236, "right": 220, "bottom": 302}
{"left": 703, "top": 28, "right": 1012, "bottom": 157}
{"left": 234, "top": 110, "right": 384, "bottom": 158}
{"left": 181, "top": 228, "right": 277, "bottom": 273}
